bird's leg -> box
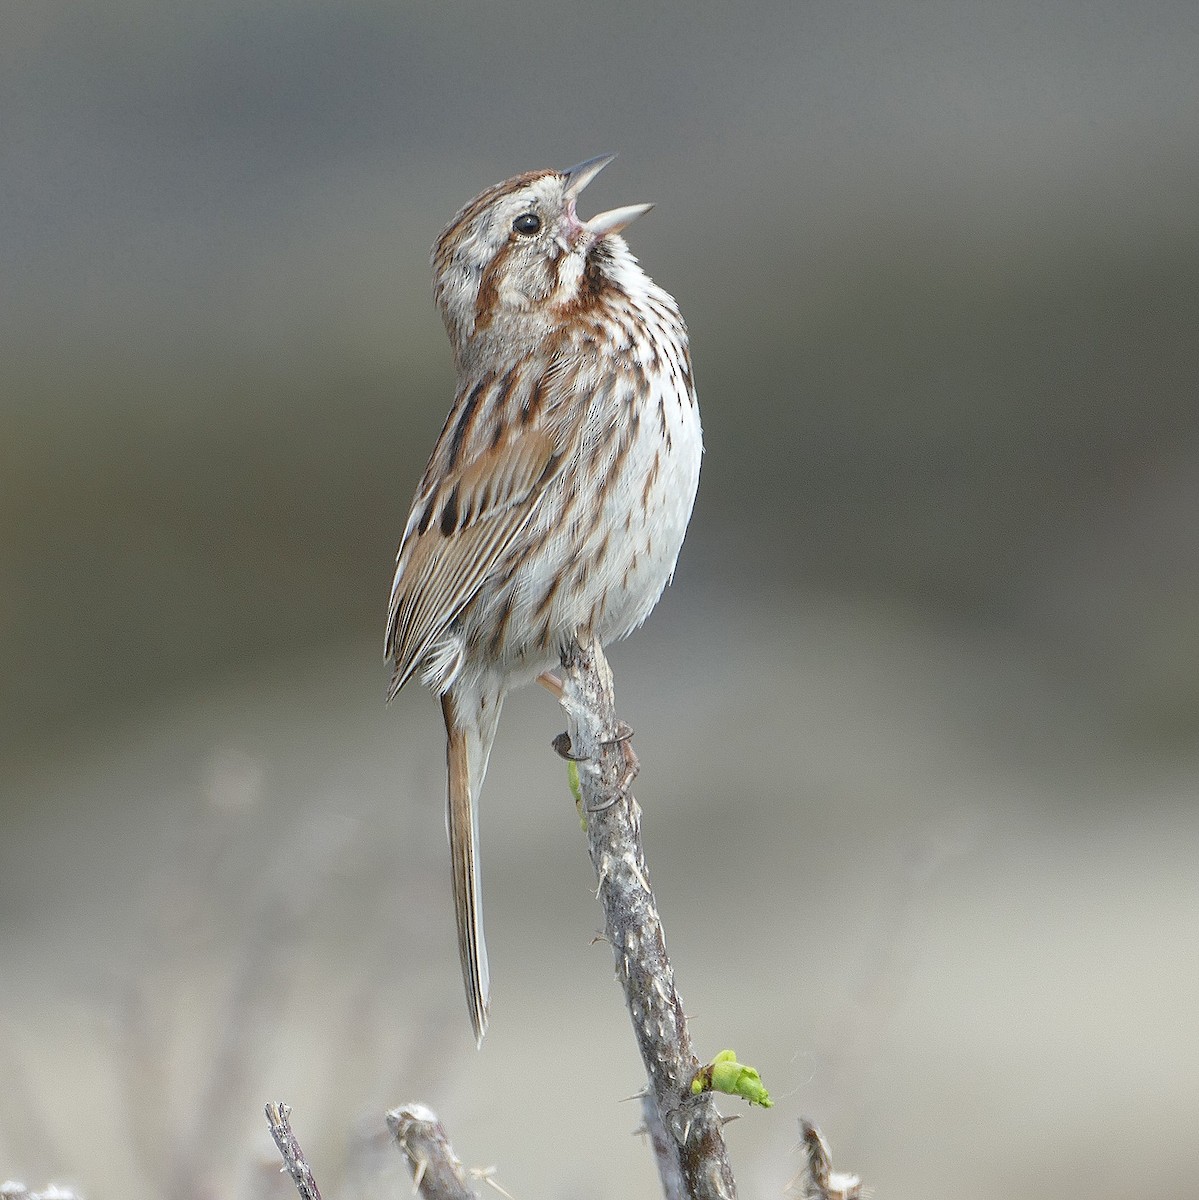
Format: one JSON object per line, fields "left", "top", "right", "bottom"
{"left": 546, "top": 667, "right": 636, "bottom": 805}
{"left": 615, "top": 737, "right": 640, "bottom": 800}
{"left": 574, "top": 721, "right": 639, "bottom": 811}
{"left": 536, "top": 670, "right": 565, "bottom": 700}
{"left": 594, "top": 721, "right": 639, "bottom": 809}
{"left": 546, "top": 671, "right": 586, "bottom": 761}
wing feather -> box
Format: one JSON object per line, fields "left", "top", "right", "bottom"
{"left": 385, "top": 358, "right": 580, "bottom": 694}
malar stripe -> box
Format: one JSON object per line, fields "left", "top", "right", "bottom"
{"left": 559, "top": 256, "right": 617, "bottom": 318}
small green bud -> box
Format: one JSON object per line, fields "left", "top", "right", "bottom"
{"left": 567, "top": 760, "right": 585, "bottom": 828}
{"left": 691, "top": 1049, "right": 773, "bottom": 1108}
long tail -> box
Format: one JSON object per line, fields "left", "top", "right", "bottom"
{"left": 440, "top": 686, "right": 504, "bottom": 1046}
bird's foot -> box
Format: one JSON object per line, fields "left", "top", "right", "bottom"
{"left": 599, "top": 726, "right": 640, "bottom": 810}
{"left": 553, "top": 721, "right": 638, "bottom": 810}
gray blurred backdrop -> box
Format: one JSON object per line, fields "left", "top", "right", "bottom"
{"left": 3, "top": 2, "right": 1197, "bottom": 1197}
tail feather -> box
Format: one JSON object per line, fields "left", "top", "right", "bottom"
{"left": 441, "top": 687, "right": 503, "bottom": 1045}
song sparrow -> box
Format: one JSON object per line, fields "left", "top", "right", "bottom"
{"left": 385, "top": 155, "right": 702, "bottom": 1043}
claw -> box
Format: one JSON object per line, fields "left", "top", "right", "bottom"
{"left": 586, "top": 733, "right": 639, "bottom": 811}
{"left": 552, "top": 731, "right": 584, "bottom": 761}
{"left": 556, "top": 720, "right": 638, "bottom": 809}
{"left": 601, "top": 719, "right": 635, "bottom": 748}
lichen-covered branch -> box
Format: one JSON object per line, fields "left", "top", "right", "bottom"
{"left": 264, "top": 1102, "right": 323, "bottom": 1200}
{"left": 387, "top": 1105, "right": 479, "bottom": 1200}
{"left": 557, "top": 635, "right": 738, "bottom": 1200}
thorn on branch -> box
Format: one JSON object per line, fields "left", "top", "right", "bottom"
{"left": 387, "top": 1104, "right": 481, "bottom": 1200}
{"left": 795, "top": 1119, "right": 863, "bottom": 1200}
{"left": 469, "top": 1166, "right": 518, "bottom": 1199}
{"left": 558, "top": 634, "right": 740, "bottom": 1199}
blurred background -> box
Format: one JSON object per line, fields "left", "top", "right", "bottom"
{"left": 3, "top": 1, "right": 1197, "bottom": 1196}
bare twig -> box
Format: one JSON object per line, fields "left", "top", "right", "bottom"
{"left": 264, "top": 1103, "right": 323, "bottom": 1200}
{"left": 794, "top": 1119, "right": 862, "bottom": 1200}
{"left": 558, "top": 635, "right": 738, "bottom": 1200}
{"left": 387, "top": 1105, "right": 480, "bottom": 1200}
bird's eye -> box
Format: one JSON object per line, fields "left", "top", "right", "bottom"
{"left": 512, "top": 212, "right": 541, "bottom": 235}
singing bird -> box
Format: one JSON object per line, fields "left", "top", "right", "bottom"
{"left": 386, "top": 156, "right": 701, "bottom": 1042}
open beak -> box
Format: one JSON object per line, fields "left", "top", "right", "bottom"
{"left": 561, "top": 153, "right": 654, "bottom": 238}
{"left": 562, "top": 153, "right": 616, "bottom": 198}
{"left": 584, "top": 201, "right": 654, "bottom": 237}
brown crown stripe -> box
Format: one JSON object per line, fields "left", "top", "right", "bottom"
{"left": 432, "top": 169, "right": 546, "bottom": 270}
